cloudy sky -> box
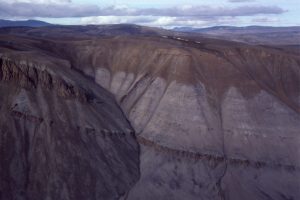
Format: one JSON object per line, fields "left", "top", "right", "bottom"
{"left": 0, "top": 0, "right": 299, "bottom": 28}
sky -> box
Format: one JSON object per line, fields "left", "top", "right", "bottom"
{"left": 0, "top": 0, "right": 299, "bottom": 28}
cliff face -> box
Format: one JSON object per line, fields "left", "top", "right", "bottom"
{"left": 55, "top": 36, "right": 299, "bottom": 200}
{"left": 0, "top": 26, "right": 300, "bottom": 200}
{"left": 0, "top": 54, "right": 140, "bottom": 200}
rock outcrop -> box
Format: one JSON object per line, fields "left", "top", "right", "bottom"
{"left": 59, "top": 36, "right": 299, "bottom": 200}
{"left": 0, "top": 26, "right": 299, "bottom": 200}
{"left": 0, "top": 53, "right": 140, "bottom": 200}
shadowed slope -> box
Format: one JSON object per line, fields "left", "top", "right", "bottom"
{"left": 0, "top": 46, "right": 139, "bottom": 200}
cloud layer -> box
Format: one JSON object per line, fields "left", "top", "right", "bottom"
{"left": 0, "top": 1, "right": 285, "bottom": 18}
{"left": 228, "top": 0, "right": 256, "bottom": 3}
{"left": 0, "top": 0, "right": 290, "bottom": 27}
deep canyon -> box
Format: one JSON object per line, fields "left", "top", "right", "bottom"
{"left": 0, "top": 25, "right": 299, "bottom": 200}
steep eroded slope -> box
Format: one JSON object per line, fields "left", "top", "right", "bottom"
{"left": 59, "top": 36, "right": 300, "bottom": 200}
{"left": 0, "top": 50, "right": 140, "bottom": 200}
{"left": 0, "top": 31, "right": 299, "bottom": 200}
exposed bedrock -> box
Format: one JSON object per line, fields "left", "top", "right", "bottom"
{"left": 0, "top": 56, "right": 140, "bottom": 200}
{"left": 65, "top": 38, "right": 299, "bottom": 200}
{"left": 0, "top": 35, "right": 299, "bottom": 200}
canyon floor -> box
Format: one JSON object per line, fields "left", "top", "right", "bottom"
{"left": 0, "top": 25, "right": 299, "bottom": 200}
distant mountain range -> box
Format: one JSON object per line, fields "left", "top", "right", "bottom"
{"left": 172, "top": 26, "right": 300, "bottom": 34}
{"left": 0, "top": 19, "right": 53, "bottom": 27}
{"left": 1, "top": 20, "right": 299, "bottom": 45}
{"left": 173, "top": 26, "right": 300, "bottom": 45}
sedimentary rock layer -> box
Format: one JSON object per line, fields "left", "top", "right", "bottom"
{"left": 0, "top": 26, "right": 299, "bottom": 200}
{"left": 64, "top": 36, "right": 299, "bottom": 200}
{"left": 0, "top": 54, "right": 140, "bottom": 200}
